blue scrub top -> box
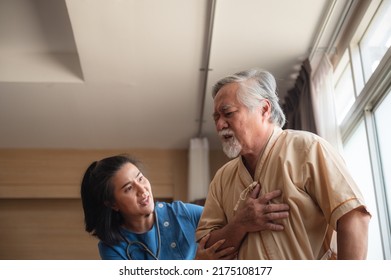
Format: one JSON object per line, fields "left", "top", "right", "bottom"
{"left": 98, "top": 201, "right": 203, "bottom": 260}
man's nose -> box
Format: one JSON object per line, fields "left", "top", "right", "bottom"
{"left": 215, "top": 118, "right": 228, "bottom": 131}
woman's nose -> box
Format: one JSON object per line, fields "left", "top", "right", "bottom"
{"left": 135, "top": 183, "right": 148, "bottom": 196}
{"left": 140, "top": 190, "right": 148, "bottom": 198}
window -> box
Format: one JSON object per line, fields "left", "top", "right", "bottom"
{"left": 331, "top": 0, "right": 391, "bottom": 259}
{"left": 360, "top": 1, "right": 391, "bottom": 82}
{"left": 343, "top": 120, "right": 383, "bottom": 259}
{"left": 374, "top": 91, "right": 391, "bottom": 218}
{"left": 333, "top": 51, "right": 356, "bottom": 124}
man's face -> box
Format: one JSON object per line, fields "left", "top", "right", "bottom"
{"left": 213, "top": 83, "right": 261, "bottom": 158}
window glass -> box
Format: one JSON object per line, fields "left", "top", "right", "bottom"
{"left": 343, "top": 120, "right": 384, "bottom": 259}
{"left": 334, "top": 52, "right": 355, "bottom": 124}
{"left": 374, "top": 91, "right": 391, "bottom": 222}
{"left": 360, "top": 0, "right": 391, "bottom": 82}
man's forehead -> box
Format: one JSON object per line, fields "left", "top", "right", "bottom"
{"left": 217, "top": 104, "right": 233, "bottom": 111}
{"left": 213, "top": 103, "right": 237, "bottom": 117}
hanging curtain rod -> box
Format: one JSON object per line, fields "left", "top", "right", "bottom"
{"left": 197, "top": 0, "right": 217, "bottom": 138}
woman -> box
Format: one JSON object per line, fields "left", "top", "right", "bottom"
{"left": 80, "top": 154, "right": 234, "bottom": 260}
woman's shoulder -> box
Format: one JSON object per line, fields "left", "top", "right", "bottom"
{"left": 98, "top": 240, "right": 127, "bottom": 260}
{"left": 155, "top": 200, "right": 203, "bottom": 216}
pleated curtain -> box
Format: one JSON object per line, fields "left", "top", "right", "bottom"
{"left": 283, "top": 58, "right": 318, "bottom": 134}
{"left": 311, "top": 54, "right": 343, "bottom": 151}
{"left": 187, "top": 137, "right": 210, "bottom": 204}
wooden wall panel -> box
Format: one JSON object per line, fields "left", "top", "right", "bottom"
{"left": 0, "top": 199, "right": 99, "bottom": 260}
{"left": 0, "top": 149, "right": 187, "bottom": 199}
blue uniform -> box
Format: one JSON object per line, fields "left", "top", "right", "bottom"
{"left": 99, "top": 201, "right": 203, "bottom": 260}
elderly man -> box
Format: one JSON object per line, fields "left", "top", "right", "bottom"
{"left": 196, "top": 69, "right": 370, "bottom": 259}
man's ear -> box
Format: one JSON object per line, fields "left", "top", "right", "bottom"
{"left": 261, "top": 99, "right": 271, "bottom": 116}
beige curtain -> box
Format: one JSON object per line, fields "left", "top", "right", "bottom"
{"left": 187, "top": 137, "right": 210, "bottom": 204}
{"left": 283, "top": 59, "right": 318, "bottom": 134}
{"left": 311, "top": 54, "right": 342, "bottom": 151}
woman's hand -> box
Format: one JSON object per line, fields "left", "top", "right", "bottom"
{"left": 194, "top": 234, "right": 237, "bottom": 260}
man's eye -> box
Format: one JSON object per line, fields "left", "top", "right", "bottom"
{"left": 224, "top": 111, "right": 233, "bottom": 117}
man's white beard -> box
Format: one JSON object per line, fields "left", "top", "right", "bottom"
{"left": 219, "top": 129, "right": 242, "bottom": 158}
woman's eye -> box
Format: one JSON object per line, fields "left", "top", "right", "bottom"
{"left": 225, "top": 111, "right": 233, "bottom": 117}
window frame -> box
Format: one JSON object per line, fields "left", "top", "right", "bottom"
{"left": 332, "top": 0, "right": 391, "bottom": 259}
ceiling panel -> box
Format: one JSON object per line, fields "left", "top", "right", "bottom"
{"left": 0, "top": 0, "right": 351, "bottom": 150}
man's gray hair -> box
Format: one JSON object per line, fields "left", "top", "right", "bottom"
{"left": 212, "top": 69, "right": 286, "bottom": 127}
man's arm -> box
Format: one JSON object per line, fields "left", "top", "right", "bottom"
{"left": 204, "top": 183, "right": 289, "bottom": 254}
{"left": 337, "top": 206, "right": 371, "bottom": 259}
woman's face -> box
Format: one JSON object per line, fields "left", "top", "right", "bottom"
{"left": 110, "top": 162, "right": 154, "bottom": 218}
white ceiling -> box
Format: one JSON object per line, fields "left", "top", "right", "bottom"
{"left": 0, "top": 0, "right": 351, "bottom": 150}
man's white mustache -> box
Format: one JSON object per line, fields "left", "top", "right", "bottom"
{"left": 218, "top": 129, "right": 234, "bottom": 137}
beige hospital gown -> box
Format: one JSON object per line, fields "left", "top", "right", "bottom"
{"left": 196, "top": 127, "right": 368, "bottom": 259}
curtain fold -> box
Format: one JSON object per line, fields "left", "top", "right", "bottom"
{"left": 283, "top": 59, "right": 318, "bottom": 134}
{"left": 187, "top": 137, "right": 210, "bottom": 204}
{"left": 311, "top": 54, "right": 343, "bottom": 151}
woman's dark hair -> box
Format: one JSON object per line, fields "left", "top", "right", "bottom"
{"left": 80, "top": 154, "right": 141, "bottom": 245}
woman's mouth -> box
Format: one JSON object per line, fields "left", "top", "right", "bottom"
{"left": 139, "top": 196, "right": 150, "bottom": 206}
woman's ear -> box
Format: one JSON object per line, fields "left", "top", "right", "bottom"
{"left": 104, "top": 201, "right": 119, "bottom": 211}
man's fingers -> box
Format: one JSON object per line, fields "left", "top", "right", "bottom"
{"left": 250, "top": 183, "right": 261, "bottom": 199}
{"left": 265, "top": 203, "right": 290, "bottom": 213}
{"left": 266, "top": 222, "right": 285, "bottom": 231}
{"left": 255, "top": 188, "right": 290, "bottom": 213}
{"left": 264, "top": 210, "right": 289, "bottom": 221}
{"left": 258, "top": 189, "right": 284, "bottom": 203}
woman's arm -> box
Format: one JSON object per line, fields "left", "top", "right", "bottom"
{"left": 195, "top": 234, "right": 236, "bottom": 260}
